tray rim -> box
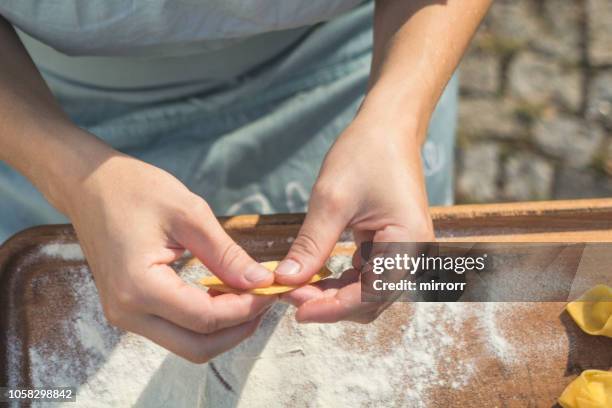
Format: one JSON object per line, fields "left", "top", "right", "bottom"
{"left": 3, "top": 197, "right": 612, "bottom": 255}
{"left": 2, "top": 198, "right": 612, "bottom": 397}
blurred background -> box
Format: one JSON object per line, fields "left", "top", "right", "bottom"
{"left": 455, "top": 0, "right": 612, "bottom": 203}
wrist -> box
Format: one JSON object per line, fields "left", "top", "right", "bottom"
{"left": 358, "top": 83, "right": 434, "bottom": 145}
{"left": 29, "top": 125, "right": 119, "bottom": 217}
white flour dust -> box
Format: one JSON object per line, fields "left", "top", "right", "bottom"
{"left": 209, "top": 256, "right": 535, "bottom": 408}
{"left": 224, "top": 301, "right": 534, "bottom": 407}
{"left": 22, "top": 243, "right": 209, "bottom": 407}
{"left": 218, "top": 301, "right": 479, "bottom": 408}
{"left": 39, "top": 243, "right": 84, "bottom": 261}
{"left": 482, "top": 303, "right": 515, "bottom": 363}
{"left": 9, "top": 245, "right": 557, "bottom": 407}
{"left": 27, "top": 265, "right": 167, "bottom": 407}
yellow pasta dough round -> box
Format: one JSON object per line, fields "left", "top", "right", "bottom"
{"left": 559, "top": 370, "right": 612, "bottom": 408}
{"left": 199, "top": 261, "right": 332, "bottom": 295}
{"left": 566, "top": 285, "right": 612, "bottom": 337}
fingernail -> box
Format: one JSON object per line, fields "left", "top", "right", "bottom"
{"left": 275, "top": 259, "right": 301, "bottom": 276}
{"left": 245, "top": 264, "right": 273, "bottom": 283}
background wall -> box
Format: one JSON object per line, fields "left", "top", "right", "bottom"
{"left": 456, "top": 0, "right": 612, "bottom": 203}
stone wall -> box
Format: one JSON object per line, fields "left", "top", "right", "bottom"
{"left": 456, "top": 0, "right": 612, "bottom": 203}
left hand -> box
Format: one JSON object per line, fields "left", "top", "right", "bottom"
{"left": 273, "top": 0, "right": 492, "bottom": 323}
{"left": 274, "top": 110, "right": 435, "bottom": 323}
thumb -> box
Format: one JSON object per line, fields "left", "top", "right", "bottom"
{"left": 275, "top": 196, "right": 348, "bottom": 285}
{"left": 174, "top": 198, "right": 274, "bottom": 290}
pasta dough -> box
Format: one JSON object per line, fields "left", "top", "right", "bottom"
{"left": 199, "top": 261, "right": 332, "bottom": 295}
{"left": 558, "top": 370, "right": 612, "bottom": 408}
{"left": 566, "top": 285, "right": 612, "bottom": 337}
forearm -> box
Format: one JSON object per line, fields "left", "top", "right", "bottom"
{"left": 0, "top": 16, "right": 114, "bottom": 214}
{"left": 362, "top": 0, "right": 492, "bottom": 142}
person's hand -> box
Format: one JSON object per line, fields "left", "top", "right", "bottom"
{"left": 275, "top": 110, "right": 435, "bottom": 323}
{"left": 63, "top": 149, "right": 277, "bottom": 362}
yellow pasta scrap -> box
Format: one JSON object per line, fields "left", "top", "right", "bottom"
{"left": 199, "top": 260, "right": 332, "bottom": 295}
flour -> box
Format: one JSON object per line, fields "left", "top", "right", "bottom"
{"left": 25, "top": 263, "right": 208, "bottom": 408}
{"left": 11, "top": 245, "right": 560, "bottom": 407}
{"left": 5, "top": 332, "right": 21, "bottom": 399}
{"left": 325, "top": 254, "right": 353, "bottom": 276}
{"left": 210, "top": 256, "right": 516, "bottom": 407}
{"left": 212, "top": 286, "right": 560, "bottom": 407}
{"left": 482, "top": 303, "right": 515, "bottom": 364}
{"left": 39, "top": 243, "right": 84, "bottom": 261}
{"left": 215, "top": 301, "right": 482, "bottom": 408}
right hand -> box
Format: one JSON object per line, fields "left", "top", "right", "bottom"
{"left": 61, "top": 149, "right": 277, "bottom": 363}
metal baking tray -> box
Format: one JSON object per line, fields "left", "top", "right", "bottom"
{"left": 2, "top": 199, "right": 612, "bottom": 407}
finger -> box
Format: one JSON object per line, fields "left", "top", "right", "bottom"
{"left": 372, "top": 222, "right": 434, "bottom": 243}
{"left": 142, "top": 264, "right": 277, "bottom": 334}
{"left": 173, "top": 197, "right": 274, "bottom": 289}
{"left": 275, "top": 193, "right": 349, "bottom": 285}
{"left": 281, "top": 268, "right": 360, "bottom": 308}
{"left": 294, "top": 281, "right": 382, "bottom": 324}
{"left": 130, "top": 313, "right": 265, "bottom": 364}
{"left": 280, "top": 285, "right": 323, "bottom": 307}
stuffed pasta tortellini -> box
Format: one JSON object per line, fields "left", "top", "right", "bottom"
{"left": 566, "top": 285, "right": 612, "bottom": 337}
{"left": 559, "top": 370, "right": 612, "bottom": 408}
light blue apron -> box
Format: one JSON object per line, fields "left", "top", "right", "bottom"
{"left": 0, "top": 2, "right": 457, "bottom": 243}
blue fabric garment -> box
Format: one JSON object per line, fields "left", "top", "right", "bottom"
{"left": 1, "top": 0, "right": 363, "bottom": 56}
{"left": 0, "top": 2, "right": 457, "bottom": 243}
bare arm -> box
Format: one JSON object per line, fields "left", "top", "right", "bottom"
{"left": 0, "top": 16, "right": 276, "bottom": 361}
{"left": 0, "top": 17, "right": 112, "bottom": 214}
{"left": 366, "top": 0, "right": 493, "bottom": 142}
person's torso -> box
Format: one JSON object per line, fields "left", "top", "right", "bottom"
{"left": 2, "top": 0, "right": 363, "bottom": 57}
{"left": 1, "top": 0, "right": 365, "bottom": 102}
